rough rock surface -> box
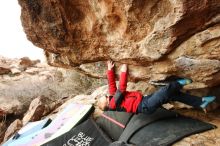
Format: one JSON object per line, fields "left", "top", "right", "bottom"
{"left": 0, "top": 56, "right": 106, "bottom": 144}
{"left": 0, "top": 56, "right": 106, "bottom": 116}
{"left": 22, "top": 96, "right": 54, "bottom": 125}
{"left": 0, "top": 55, "right": 219, "bottom": 145}
{"left": 18, "top": 0, "right": 220, "bottom": 88}
{"left": 3, "top": 119, "right": 22, "bottom": 143}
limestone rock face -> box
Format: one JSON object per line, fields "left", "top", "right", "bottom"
{"left": 18, "top": 0, "right": 220, "bottom": 88}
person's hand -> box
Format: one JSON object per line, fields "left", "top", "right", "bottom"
{"left": 107, "top": 60, "right": 115, "bottom": 70}
{"left": 120, "top": 64, "right": 127, "bottom": 72}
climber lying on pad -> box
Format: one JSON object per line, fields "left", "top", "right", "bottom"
{"left": 98, "top": 61, "right": 216, "bottom": 114}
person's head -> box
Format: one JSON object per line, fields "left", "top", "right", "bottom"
{"left": 98, "top": 96, "right": 110, "bottom": 111}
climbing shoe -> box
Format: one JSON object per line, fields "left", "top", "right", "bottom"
{"left": 177, "top": 78, "right": 192, "bottom": 86}
{"left": 200, "top": 96, "right": 216, "bottom": 109}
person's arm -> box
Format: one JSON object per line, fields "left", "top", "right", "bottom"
{"left": 112, "top": 64, "right": 128, "bottom": 109}
{"left": 107, "top": 61, "right": 117, "bottom": 95}
{"left": 119, "top": 64, "right": 127, "bottom": 92}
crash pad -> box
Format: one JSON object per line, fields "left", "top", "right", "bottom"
{"left": 98, "top": 108, "right": 216, "bottom": 146}
{"left": 96, "top": 111, "right": 133, "bottom": 140}
{"left": 42, "top": 118, "right": 112, "bottom": 146}
{"left": 2, "top": 118, "right": 51, "bottom": 146}
{"left": 128, "top": 115, "right": 216, "bottom": 146}
{"left": 8, "top": 103, "right": 93, "bottom": 146}
{"left": 119, "top": 108, "right": 177, "bottom": 142}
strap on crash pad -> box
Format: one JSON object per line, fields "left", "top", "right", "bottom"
{"left": 96, "top": 111, "right": 133, "bottom": 141}
{"left": 101, "top": 113, "right": 126, "bottom": 128}
{"left": 119, "top": 108, "right": 178, "bottom": 142}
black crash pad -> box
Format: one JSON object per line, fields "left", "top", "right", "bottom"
{"left": 128, "top": 115, "right": 216, "bottom": 146}
{"left": 42, "top": 118, "right": 112, "bottom": 146}
{"left": 119, "top": 108, "right": 177, "bottom": 142}
{"left": 96, "top": 111, "right": 133, "bottom": 140}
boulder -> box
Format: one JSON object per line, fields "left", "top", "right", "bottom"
{"left": 0, "top": 67, "right": 11, "bottom": 75}
{"left": 22, "top": 96, "right": 53, "bottom": 125}
{"left": 3, "top": 119, "right": 22, "bottom": 143}
{"left": 0, "top": 97, "right": 24, "bottom": 116}
{"left": 18, "top": 0, "right": 220, "bottom": 88}
{"left": 19, "top": 57, "right": 40, "bottom": 70}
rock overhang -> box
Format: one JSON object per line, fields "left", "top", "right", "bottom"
{"left": 18, "top": 0, "right": 220, "bottom": 88}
